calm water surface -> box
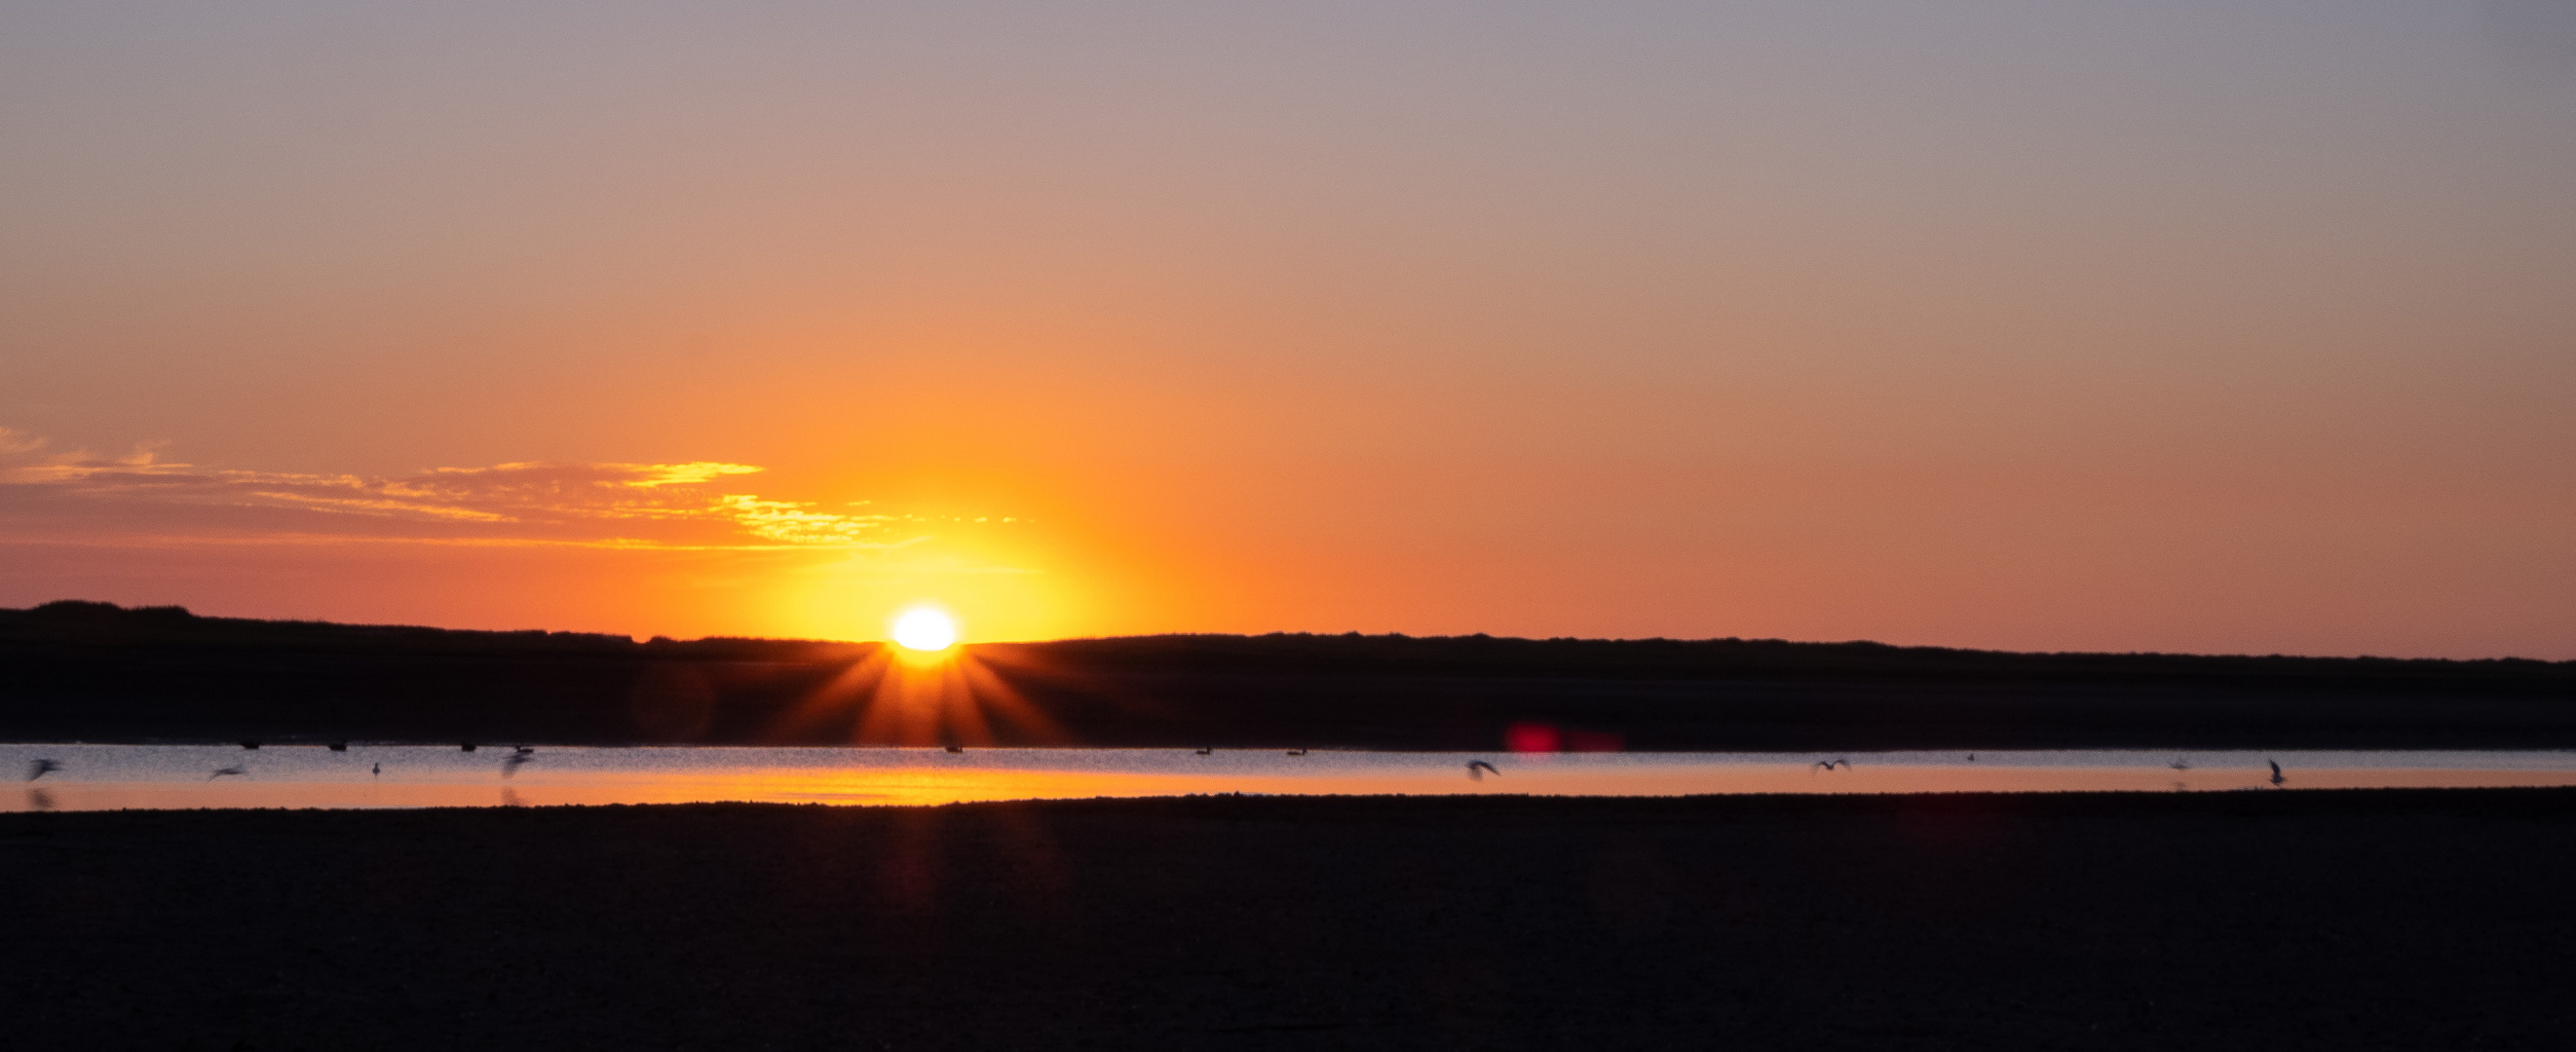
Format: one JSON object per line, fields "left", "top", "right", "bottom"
{"left": 7, "top": 745, "right": 2575, "bottom": 811}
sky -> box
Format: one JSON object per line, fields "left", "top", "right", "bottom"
{"left": 3, "top": 1, "right": 2573, "bottom": 657}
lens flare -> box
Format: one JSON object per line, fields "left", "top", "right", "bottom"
{"left": 890, "top": 606, "right": 958, "bottom": 652}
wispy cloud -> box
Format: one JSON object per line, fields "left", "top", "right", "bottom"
{"left": 0, "top": 428, "right": 960, "bottom": 551}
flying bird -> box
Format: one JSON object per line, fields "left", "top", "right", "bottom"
{"left": 1811, "top": 758, "right": 1849, "bottom": 772}
{"left": 2268, "top": 759, "right": 2286, "bottom": 787}
{"left": 27, "top": 758, "right": 62, "bottom": 782}
{"left": 1466, "top": 760, "right": 1500, "bottom": 781}
{"left": 208, "top": 765, "right": 246, "bottom": 780}
{"left": 371, "top": 763, "right": 380, "bottom": 776}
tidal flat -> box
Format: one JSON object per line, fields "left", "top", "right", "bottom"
{"left": 6, "top": 789, "right": 2572, "bottom": 1050}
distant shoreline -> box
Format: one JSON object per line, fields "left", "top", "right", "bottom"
{"left": 9, "top": 599, "right": 2576, "bottom": 751}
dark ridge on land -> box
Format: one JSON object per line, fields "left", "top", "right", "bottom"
{"left": 984, "top": 630, "right": 2576, "bottom": 687}
{"left": 6, "top": 599, "right": 2576, "bottom": 749}
{"left": 6, "top": 788, "right": 2574, "bottom": 1050}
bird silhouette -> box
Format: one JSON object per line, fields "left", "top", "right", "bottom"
{"left": 1811, "top": 758, "right": 1849, "bottom": 772}
{"left": 2268, "top": 759, "right": 2286, "bottom": 787}
{"left": 208, "top": 765, "right": 246, "bottom": 780}
{"left": 1466, "top": 760, "right": 1500, "bottom": 781}
{"left": 2170, "top": 758, "right": 2191, "bottom": 771}
{"left": 1193, "top": 747, "right": 1214, "bottom": 756}
{"left": 944, "top": 745, "right": 964, "bottom": 754}
{"left": 26, "top": 758, "right": 62, "bottom": 782}
{"left": 371, "top": 763, "right": 381, "bottom": 776}
{"left": 1966, "top": 753, "right": 1976, "bottom": 763}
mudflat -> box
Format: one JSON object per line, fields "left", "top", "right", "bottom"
{"left": 6, "top": 788, "right": 2572, "bottom": 1050}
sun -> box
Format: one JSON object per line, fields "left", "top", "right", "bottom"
{"left": 890, "top": 605, "right": 959, "bottom": 653}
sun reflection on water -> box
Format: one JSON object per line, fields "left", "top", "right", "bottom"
{"left": 7, "top": 746, "right": 2576, "bottom": 812}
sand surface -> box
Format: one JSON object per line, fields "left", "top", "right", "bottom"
{"left": 6, "top": 789, "right": 2573, "bottom": 1050}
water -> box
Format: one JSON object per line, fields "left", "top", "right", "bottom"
{"left": 8, "top": 744, "right": 2576, "bottom": 811}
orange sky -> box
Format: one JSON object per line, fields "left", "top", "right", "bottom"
{"left": 4, "top": 2, "right": 2574, "bottom": 657}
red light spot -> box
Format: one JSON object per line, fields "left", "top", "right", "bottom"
{"left": 1506, "top": 723, "right": 1562, "bottom": 753}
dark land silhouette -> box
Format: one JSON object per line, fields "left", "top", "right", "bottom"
{"left": 7, "top": 599, "right": 2576, "bottom": 749}
{"left": 5, "top": 788, "right": 2572, "bottom": 1050}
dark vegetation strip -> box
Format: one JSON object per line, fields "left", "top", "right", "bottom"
{"left": 6, "top": 599, "right": 2575, "bottom": 750}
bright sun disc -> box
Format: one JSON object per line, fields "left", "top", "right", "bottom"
{"left": 890, "top": 607, "right": 958, "bottom": 652}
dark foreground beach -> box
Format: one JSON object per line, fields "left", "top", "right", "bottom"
{"left": 7, "top": 789, "right": 2573, "bottom": 1051}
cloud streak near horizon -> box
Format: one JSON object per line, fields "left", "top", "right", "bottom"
{"left": 0, "top": 427, "right": 963, "bottom": 551}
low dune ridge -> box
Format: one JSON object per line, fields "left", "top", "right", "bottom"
{"left": 10, "top": 602, "right": 2576, "bottom": 751}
